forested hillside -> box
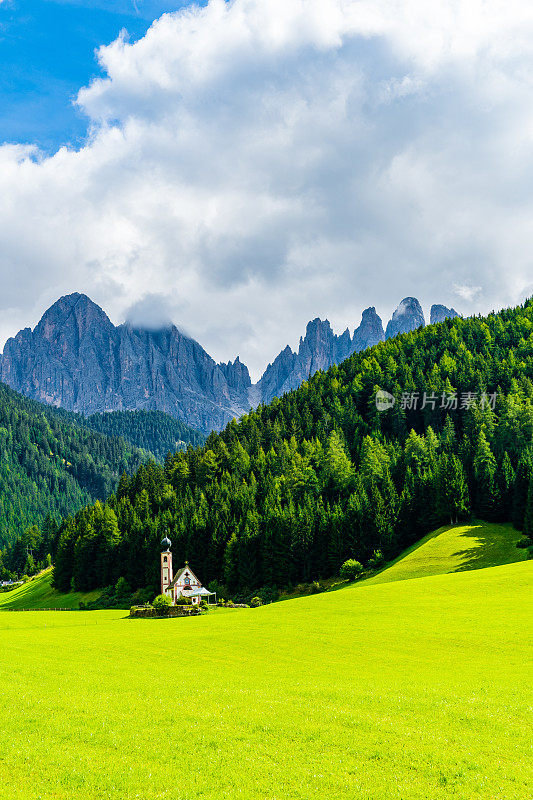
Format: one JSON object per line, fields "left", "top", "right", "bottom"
{"left": 0, "top": 382, "right": 145, "bottom": 554}
{"left": 52, "top": 301, "right": 533, "bottom": 597}
{"left": 79, "top": 410, "right": 205, "bottom": 460}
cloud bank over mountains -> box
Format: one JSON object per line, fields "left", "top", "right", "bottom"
{"left": 2, "top": 0, "right": 533, "bottom": 377}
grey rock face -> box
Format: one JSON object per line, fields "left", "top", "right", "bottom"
{"left": 257, "top": 310, "right": 385, "bottom": 404}
{"left": 385, "top": 297, "right": 425, "bottom": 339}
{"left": 256, "top": 345, "right": 297, "bottom": 406}
{"left": 430, "top": 304, "right": 459, "bottom": 325}
{"left": 257, "top": 318, "right": 354, "bottom": 403}
{"left": 1, "top": 293, "right": 459, "bottom": 432}
{"left": 0, "top": 294, "right": 252, "bottom": 433}
{"left": 352, "top": 307, "right": 385, "bottom": 353}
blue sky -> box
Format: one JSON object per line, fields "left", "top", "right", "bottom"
{"left": 0, "top": 0, "right": 197, "bottom": 150}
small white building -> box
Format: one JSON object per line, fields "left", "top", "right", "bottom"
{"left": 160, "top": 537, "right": 216, "bottom": 605}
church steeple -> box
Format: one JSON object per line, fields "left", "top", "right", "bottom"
{"left": 160, "top": 536, "right": 173, "bottom": 597}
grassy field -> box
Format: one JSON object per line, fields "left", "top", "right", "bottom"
{"left": 0, "top": 560, "right": 531, "bottom": 800}
{"left": 363, "top": 520, "right": 527, "bottom": 585}
{"left": 0, "top": 569, "right": 102, "bottom": 610}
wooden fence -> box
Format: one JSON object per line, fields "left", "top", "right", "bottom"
{"left": 2, "top": 607, "right": 78, "bottom": 612}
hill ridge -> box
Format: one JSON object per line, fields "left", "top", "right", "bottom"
{"left": 0, "top": 293, "right": 458, "bottom": 432}
{"left": 21, "top": 298, "right": 533, "bottom": 599}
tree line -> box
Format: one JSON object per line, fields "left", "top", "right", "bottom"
{"left": 42, "top": 300, "right": 533, "bottom": 598}
{"left": 78, "top": 409, "right": 205, "bottom": 461}
{"left": 5, "top": 302, "right": 533, "bottom": 592}
{"left": 0, "top": 382, "right": 145, "bottom": 565}
{"left": 0, "top": 385, "right": 209, "bottom": 579}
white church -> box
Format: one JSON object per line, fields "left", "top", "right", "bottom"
{"left": 160, "top": 536, "right": 216, "bottom": 605}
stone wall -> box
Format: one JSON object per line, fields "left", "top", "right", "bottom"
{"left": 129, "top": 606, "right": 201, "bottom": 619}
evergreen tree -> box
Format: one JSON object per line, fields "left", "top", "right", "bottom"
{"left": 523, "top": 478, "right": 533, "bottom": 541}
{"left": 512, "top": 453, "right": 532, "bottom": 530}
{"left": 436, "top": 454, "right": 470, "bottom": 524}
{"left": 497, "top": 452, "right": 515, "bottom": 521}
{"left": 473, "top": 430, "right": 499, "bottom": 520}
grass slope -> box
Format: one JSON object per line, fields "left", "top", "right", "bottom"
{"left": 0, "top": 569, "right": 101, "bottom": 610}
{"left": 0, "top": 561, "right": 531, "bottom": 800}
{"left": 363, "top": 521, "right": 528, "bottom": 586}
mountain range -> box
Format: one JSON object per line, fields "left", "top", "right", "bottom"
{"left": 0, "top": 293, "right": 458, "bottom": 433}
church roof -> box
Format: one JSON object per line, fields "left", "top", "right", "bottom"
{"left": 168, "top": 564, "right": 201, "bottom": 590}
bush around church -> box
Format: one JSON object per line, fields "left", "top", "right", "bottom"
{"left": 152, "top": 594, "right": 172, "bottom": 613}
{"left": 174, "top": 595, "right": 193, "bottom": 606}
{"left": 128, "top": 591, "right": 213, "bottom": 618}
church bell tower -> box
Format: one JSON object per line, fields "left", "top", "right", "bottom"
{"left": 160, "top": 536, "right": 173, "bottom": 596}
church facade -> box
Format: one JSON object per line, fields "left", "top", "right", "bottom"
{"left": 160, "top": 537, "right": 216, "bottom": 605}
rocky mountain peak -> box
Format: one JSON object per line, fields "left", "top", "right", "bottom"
{"left": 35, "top": 293, "right": 113, "bottom": 344}
{"left": 218, "top": 356, "right": 252, "bottom": 392}
{"left": 299, "top": 318, "right": 333, "bottom": 350}
{"left": 352, "top": 307, "right": 385, "bottom": 353}
{"left": 385, "top": 297, "right": 425, "bottom": 339}
{"left": 430, "top": 304, "right": 459, "bottom": 325}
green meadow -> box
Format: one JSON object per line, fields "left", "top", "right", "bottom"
{"left": 0, "top": 569, "right": 101, "bottom": 610}
{"left": 1, "top": 557, "right": 532, "bottom": 800}
{"left": 363, "top": 520, "right": 528, "bottom": 585}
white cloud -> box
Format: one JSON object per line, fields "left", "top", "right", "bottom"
{"left": 2, "top": 0, "right": 533, "bottom": 377}
{"left": 453, "top": 283, "right": 482, "bottom": 303}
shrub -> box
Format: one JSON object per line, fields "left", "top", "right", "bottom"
{"left": 175, "top": 595, "right": 192, "bottom": 606}
{"left": 368, "top": 550, "right": 384, "bottom": 569}
{"left": 340, "top": 559, "right": 363, "bottom": 581}
{"left": 310, "top": 581, "right": 324, "bottom": 594}
{"left": 0, "top": 581, "right": 23, "bottom": 594}
{"left": 152, "top": 594, "right": 172, "bottom": 614}
{"left": 115, "top": 577, "right": 132, "bottom": 597}
{"left": 258, "top": 586, "right": 279, "bottom": 604}
{"left": 250, "top": 596, "right": 262, "bottom": 607}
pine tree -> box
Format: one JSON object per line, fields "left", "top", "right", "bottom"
{"left": 437, "top": 454, "right": 470, "bottom": 524}
{"left": 522, "top": 478, "right": 533, "bottom": 541}
{"left": 473, "top": 430, "right": 499, "bottom": 520}
{"left": 497, "top": 452, "right": 515, "bottom": 521}
{"left": 512, "top": 453, "right": 532, "bottom": 530}
{"left": 322, "top": 430, "right": 354, "bottom": 496}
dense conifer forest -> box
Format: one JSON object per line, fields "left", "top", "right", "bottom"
{"left": 7, "top": 301, "right": 533, "bottom": 593}
{"left": 0, "top": 392, "right": 204, "bottom": 578}
{"left": 0, "top": 383, "right": 150, "bottom": 571}
{"left": 79, "top": 410, "right": 205, "bottom": 461}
